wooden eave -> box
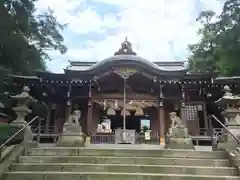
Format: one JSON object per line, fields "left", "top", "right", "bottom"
{"left": 34, "top": 71, "right": 70, "bottom": 81}
{"left": 64, "top": 67, "right": 187, "bottom": 79}
{"left": 7, "top": 74, "right": 39, "bottom": 80}
{"left": 7, "top": 74, "right": 40, "bottom": 85}
{"left": 215, "top": 76, "right": 240, "bottom": 84}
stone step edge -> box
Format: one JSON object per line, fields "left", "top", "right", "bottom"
{"left": 20, "top": 155, "right": 229, "bottom": 161}
{"left": 11, "top": 163, "right": 235, "bottom": 169}
{"left": 30, "top": 147, "right": 222, "bottom": 152}
{"left": 26, "top": 155, "right": 228, "bottom": 159}
{"left": 4, "top": 171, "right": 240, "bottom": 178}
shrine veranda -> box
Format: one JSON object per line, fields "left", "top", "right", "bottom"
{"left": 3, "top": 39, "right": 240, "bottom": 144}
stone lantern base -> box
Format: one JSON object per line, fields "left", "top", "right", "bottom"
{"left": 10, "top": 109, "right": 33, "bottom": 143}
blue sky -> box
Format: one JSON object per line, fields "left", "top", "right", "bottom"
{"left": 35, "top": 0, "right": 224, "bottom": 73}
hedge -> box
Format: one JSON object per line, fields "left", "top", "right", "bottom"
{"left": 0, "top": 124, "right": 24, "bottom": 146}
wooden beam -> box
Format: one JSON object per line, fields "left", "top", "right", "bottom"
{"left": 92, "top": 92, "right": 157, "bottom": 100}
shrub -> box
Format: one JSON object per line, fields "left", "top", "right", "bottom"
{"left": 0, "top": 124, "right": 24, "bottom": 146}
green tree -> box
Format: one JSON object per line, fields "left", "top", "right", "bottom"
{"left": 188, "top": 10, "right": 219, "bottom": 73}
{"left": 188, "top": 0, "right": 240, "bottom": 76}
{"left": 0, "top": 0, "right": 67, "bottom": 74}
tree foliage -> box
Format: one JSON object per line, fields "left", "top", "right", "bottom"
{"left": 0, "top": 0, "right": 67, "bottom": 74}
{"left": 188, "top": 0, "right": 240, "bottom": 76}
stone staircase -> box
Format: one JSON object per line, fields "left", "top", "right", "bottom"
{"left": 2, "top": 146, "right": 240, "bottom": 180}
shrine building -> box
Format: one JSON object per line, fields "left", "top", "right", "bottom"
{"left": 6, "top": 38, "right": 240, "bottom": 144}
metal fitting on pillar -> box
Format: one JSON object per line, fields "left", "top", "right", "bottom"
{"left": 88, "top": 101, "right": 92, "bottom": 107}
{"left": 181, "top": 102, "right": 185, "bottom": 107}
{"left": 159, "top": 101, "right": 163, "bottom": 107}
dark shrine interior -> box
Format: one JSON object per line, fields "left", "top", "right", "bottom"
{"left": 102, "top": 111, "right": 151, "bottom": 133}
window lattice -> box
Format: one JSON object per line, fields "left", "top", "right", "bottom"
{"left": 184, "top": 105, "right": 198, "bottom": 121}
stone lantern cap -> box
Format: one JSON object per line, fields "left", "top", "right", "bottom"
{"left": 221, "top": 108, "right": 240, "bottom": 116}
{"left": 215, "top": 85, "right": 240, "bottom": 106}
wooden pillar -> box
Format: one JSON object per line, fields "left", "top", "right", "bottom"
{"left": 203, "top": 102, "right": 208, "bottom": 130}
{"left": 66, "top": 83, "right": 72, "bottom": 118}
{"left": 52, "top": 103, "right": 57, "bottom": 132}
{"left": 159, "top": 84, "right": 165, "bottom": 144}
{"left": 180, "top": 85, "right": 186, "bottom": 125}
{"left": 44, "top": 103, "right": 51, "bottom": 133}
{"left": 86, "top": 84, "right": 93, "bottom": 135}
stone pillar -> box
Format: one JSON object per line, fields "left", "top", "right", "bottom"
{"left": 159, "top": 84, "right": 165, "bottom": 144}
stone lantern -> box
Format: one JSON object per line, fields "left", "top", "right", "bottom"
{"left": 10, "top": 86, "right": 37, "bottom": 142}
{"left": 215, "top": 85, "right": 240, "bottom": 149}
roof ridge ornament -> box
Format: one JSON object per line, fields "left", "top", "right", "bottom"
{"left": 114, "top": 37, "right": 137, "bottom": 56}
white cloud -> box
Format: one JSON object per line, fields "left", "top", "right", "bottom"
{"left": 200, "top": 0, "right": 224, "bottom": 15}
{"left": 35, "top": 0, "right": 225, "bottom": 73}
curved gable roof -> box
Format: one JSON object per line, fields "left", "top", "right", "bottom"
{"left": 64, "top": 38, "right": 188, "bottom": 75}
{"left": 66, "top": 55, "right": 187, "bottom": 73}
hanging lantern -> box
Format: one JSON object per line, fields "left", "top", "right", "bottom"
{"left": 141, "top": 101, "right": 149, "bottom": 107}
{"left": 126, "top": 102, "right": 136, "bottom": 111}
{"left": 107, "top": 107, "right": 116, "bottom": 115}
{"left": 114, "top": 100, "right": 120, "bottom": 110}
{"left": 103, "top": 100, "right": 107, "bottom": 110}
{"left": 135, "top": 106, "right": 144, "bottom": 116}
{"left": 127, "top": 106, "right": 136, "bottom": 111}
{"left": 121, "top": 109, "right": 130, "bottom": 116}
{"left": 135, "top": 101, "right": 145, "bottom": 108}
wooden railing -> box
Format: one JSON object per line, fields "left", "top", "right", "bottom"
{"left": 90, "top": 132, "right": 161, "bottom": 144}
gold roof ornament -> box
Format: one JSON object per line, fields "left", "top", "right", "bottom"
{"left": 135, "top": 106, "right": 144, "bottom": 116}
{"left": 107, "top": 107, "right": 116, "bottom": 115}
{"left": 114, "top": 37, "right": 137, "bottom": 56}
{"left": 121, "top": 109, "right": 130, "bottom": 116}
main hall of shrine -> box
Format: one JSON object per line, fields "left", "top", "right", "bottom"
{"left": 6, "top": 38, "right": 240, "bottom": 142}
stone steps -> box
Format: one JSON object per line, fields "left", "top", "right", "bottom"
{"left": 3, "top": 171, "right": 240, "bottom": 180}
{"left": 28, "top": 147, "right": 228, "bottom": 159}
{"left": 9, "top": 163, "right": 237, "bottom": 176}
{"left": 18, "top": 155, "right": 230, "bottom": 166}
{"left": 2, "top": 146, "right": 240, "bottom": 180}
